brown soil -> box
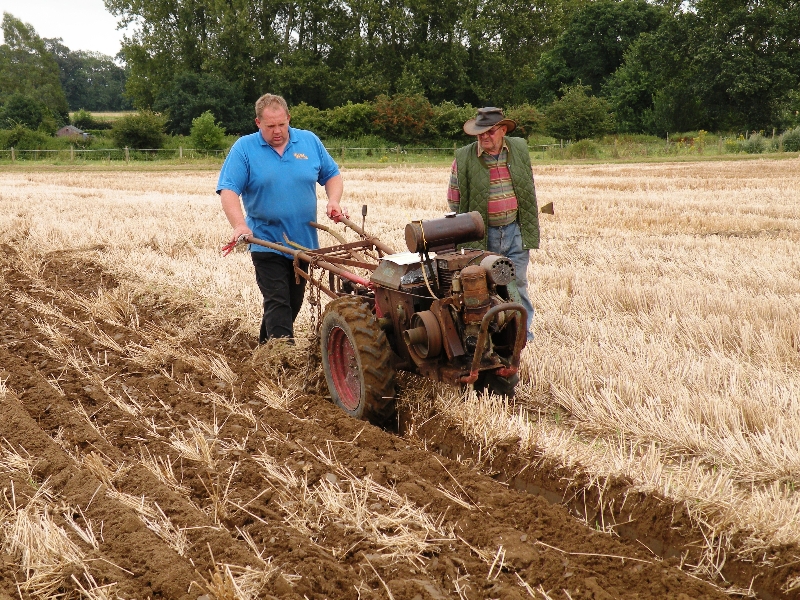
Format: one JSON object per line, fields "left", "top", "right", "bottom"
{"left": 0, "top": 246, "right": 785, "bottom": 599}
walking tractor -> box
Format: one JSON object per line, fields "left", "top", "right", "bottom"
{"left": 224, "top": 209, "right": 527, "bottom": 425}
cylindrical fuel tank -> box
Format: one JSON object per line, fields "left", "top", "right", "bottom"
{"left": 405, "top": 212, "right": 485, "bottom": 253}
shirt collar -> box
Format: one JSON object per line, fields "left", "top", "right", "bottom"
{"left": 477, "top": 137, "right": 508, "bottom": 158}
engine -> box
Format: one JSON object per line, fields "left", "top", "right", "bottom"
{"left": 370, "top": 212, "right": 526, "bottom": 384}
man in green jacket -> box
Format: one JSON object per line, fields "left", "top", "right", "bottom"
{"left": 447, "top": 107, "right": 539, "bottom": 342}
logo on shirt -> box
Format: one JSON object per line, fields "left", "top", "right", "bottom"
{"left": 293, "top": 153, "right": 308, "bottom": 160}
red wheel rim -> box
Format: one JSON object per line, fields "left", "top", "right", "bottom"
{"left": 327, "top": 325, "right": 361, "bottom": 410}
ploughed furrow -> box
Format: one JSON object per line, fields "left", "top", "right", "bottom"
{"left": 0, "top": 247, "right": 729, "bottom": 600}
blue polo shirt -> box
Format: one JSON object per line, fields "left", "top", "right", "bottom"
{"left": 216, "top": 127, "right": 340, "bottom": 254}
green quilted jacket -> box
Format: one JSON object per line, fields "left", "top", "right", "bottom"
{"left": 454, "top": 136, "right": 540, "bottom": 250}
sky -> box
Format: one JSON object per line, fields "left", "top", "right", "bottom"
{"left": 0, "top": 0, "right": 132, "bottom": 57}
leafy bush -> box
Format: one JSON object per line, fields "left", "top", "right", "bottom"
{"left": 743, "top": 133, "right": 766, "bottom": 154}
{"left": 566, "top": 139, "right": 601, "bottom": 158}
{"left": 110, "top": 111, "right": 166, "bottom": 149}
{"left": 544, "top": 84, "right": 614, "bottom": 141}
{"left": 506, "top": 104, "right": 544, "bottom": 138}
{"left": 190, "top": 111, "right": 226, "bottom": 150}
{"left": 782, "top": 127, "right": 800, "bottom": 152}
{"left": 71, "top": 109, "right": 112, "bottom": 131}
{"left": 0, "top": 125, "right": 53, "bottom": 150}
{"left": 430, "top": 101, "right": 475, "bottom": 140}
{"left": 528, "top": 134, "right": 558, "bottom": 146}
{"left": 599, "top": 133, "right": 661, "bottom": 143}
{"left": 325, "top": 102, "right": 376, "bottom": 139}
{"left": 373, "top": 93, "right": 434, "bottom": 145}
{"left": 289, "top": 103, "right": 326, "bottom": 134}
{"left": 724, "top": 135, "right": 745, "bottom": 153}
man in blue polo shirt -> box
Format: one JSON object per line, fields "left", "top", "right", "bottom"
{"left": 217, "top": 93, "right": 345, "bottom": 343}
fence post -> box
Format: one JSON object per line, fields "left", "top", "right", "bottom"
{"left": 10, "top": 147, "right": 14, "bottom": 162}
{"left": 179, "top": 146, "right": 183, "bottom": 159}
{"left": 125, "top": 147, "right": 130, "bottom": 162}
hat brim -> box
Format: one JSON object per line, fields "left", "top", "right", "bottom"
{"left": 463, "top": 118, "right": 517, "bottom": 136}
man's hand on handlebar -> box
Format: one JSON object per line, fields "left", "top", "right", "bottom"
{"left": 326, "top": 200, "right": 349, "bottom": 222}
{"left": 221, "top": 225, "right": 252, "bottom": 256}
{"left": 230, "top": 224, "right": 252, "bottom": 244}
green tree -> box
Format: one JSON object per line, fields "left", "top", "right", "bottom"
{"left": 602, "top": 17, "right": 703, "bottom": 134}
{"left": 544, "top": 84, "right": 614, "bottom": 140}
{"left": 190, "top": 111, "right": 226, "bottom": 150}
{"left": 45, "top": 39, "right": 131, "bottom": 111}
{"left": 532, "top": 0, "right": 665, "bottom": 104}
{"left": 153, "top": 71, "right": 251, "bottom": 135}
{"left": 0, "top": 93, "right": 47, "bottom": 129}
{"left": 110, "top": 111, "right": 166, "bottom": 148}
{"left": 105, "top": 0, "right": 567, "bottom": 110}
{"left": 604, "top": 0, "right": 800, "bottom": 133}
{"left": 686, "top": 0, "right": 800, "bottom": 130}
{"left": 0, "top": 13, "right": 68, "bottom": 121}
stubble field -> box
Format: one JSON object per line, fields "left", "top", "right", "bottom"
{"left": 0, "top": 158, "right": 798, "bottom": 599}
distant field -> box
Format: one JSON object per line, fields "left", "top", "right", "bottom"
{"left": 69, "top": 111, "right": 136, "bottom": 121}
{"left": 0, "top": 160, "right": 799, "bottom": 597}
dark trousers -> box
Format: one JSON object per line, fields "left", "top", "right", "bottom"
{"left": 251, "top": 252, "right": 308, "bottom": 343}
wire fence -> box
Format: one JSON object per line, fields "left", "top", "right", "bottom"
{"left": 0, "top": 144, "right": 563, "bottom": 163}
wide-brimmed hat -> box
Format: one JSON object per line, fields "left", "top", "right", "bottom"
{"left": 463, "top": 107, "right": 516, "bottom": 135}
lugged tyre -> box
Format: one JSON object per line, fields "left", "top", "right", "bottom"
{"left": 320, "top": 296, "right": 396, "bottom": 425}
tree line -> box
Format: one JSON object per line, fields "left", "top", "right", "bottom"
{"left": 0, "top": 13, "right": 130, "bottom": 134}
{"left": 1, "top": 0, "right": 799, "bottom": 143}
{"left": 104, "top": 0, "right": 799, "bottom": 136}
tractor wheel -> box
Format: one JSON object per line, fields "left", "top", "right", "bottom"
{"left": 320, "top": 296, "right": 396, "bottom": 425}
{"left": 475, "top": 371, "right": 519, "bottom": 399}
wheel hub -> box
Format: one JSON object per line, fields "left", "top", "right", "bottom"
{"left": 326, "top": 325, "right": 361, "bottom": 410}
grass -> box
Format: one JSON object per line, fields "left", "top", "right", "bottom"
{"left": 1, "top": 159, "right": 800, "bottom": 589}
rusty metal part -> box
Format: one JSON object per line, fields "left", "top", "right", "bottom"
{"left": 460, "top": 265, "right": 491, "bottom": 324}
{"left": 405, "top": 212, "right": 485, "bottom": 253}
{"left": 432, "top": 301, "right": 464, "bottom": 359}
{"left": 435, "top": 248, "right": 486, "bottom": 293}
{"left": 458, "top": 302, "right": 527, "bottom": 384}
{"left": 294, "top": 265, "right": 338, "bottom": 299}
{"left": 403, "top": 310, "right": 443, "bottom": 359}
{"left": 480, "top": 255, "right": 515, "bottom": 286}
{"left": 310, "top": 221, "right": 378, "bottom": 262}
{"left": 334, "top": 215, "right": 396, "bottom": 256}
{"left": 304, "top": 243, "right": 379, "bottom": 270}
{"left": 245, "top": 236, "right": 373, "bottom": 289}
{"left": 460, "top": 265, "right": 490, "bottom": 307}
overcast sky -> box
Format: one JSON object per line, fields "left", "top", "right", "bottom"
{"left": 0, "top": 0, "right": 132, "bottom": 57}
